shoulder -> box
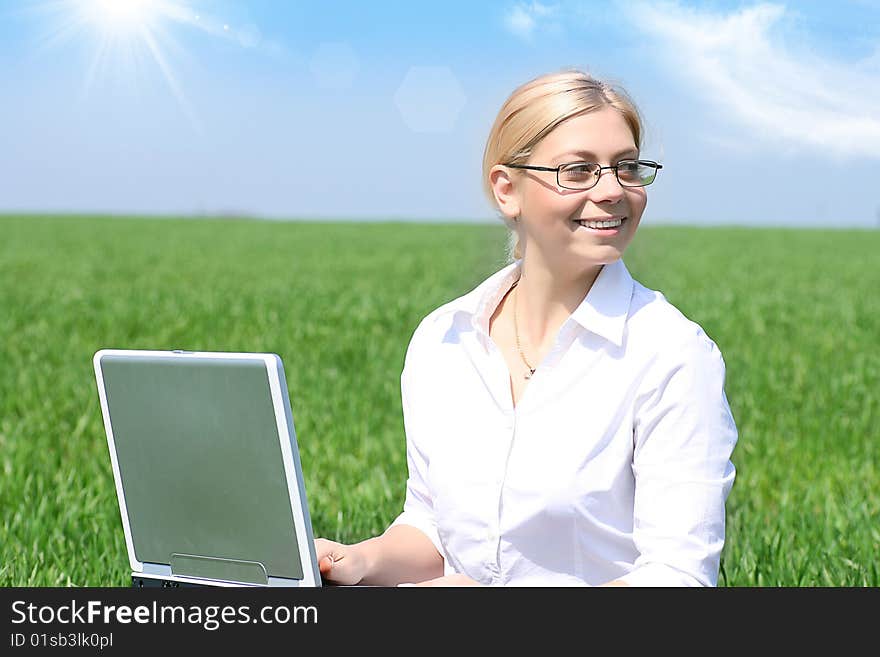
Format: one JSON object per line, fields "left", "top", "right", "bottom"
{"left": 403, "top": 292, "right": 475, "bottom": 370}
{"left": 626, "top": 281, "right": 735, "bottom": 443}
{"left": 626, "top": 278, "right": 726, "bottom": 369}
{"left": 403, "top": 262, "right": 513, "bottom": 369}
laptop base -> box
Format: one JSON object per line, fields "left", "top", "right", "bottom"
{"left": 132, "top": 574, "right": 213, "bottom": 588}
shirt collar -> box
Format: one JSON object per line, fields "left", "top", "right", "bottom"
{"left": 569, "top": 258, "right": 634, "bottom": 347}
{"left": 465, "top": 260, "right": 522, "bottom": 345}
{"left": 466, "top": 258, "right": 634, "bottom": 348}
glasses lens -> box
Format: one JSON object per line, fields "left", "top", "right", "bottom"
{"left": 558, "top": 162, "right": 599, "bottom": 189}
{"left": 617, "top": 160, "right": 657, "bottom": 187}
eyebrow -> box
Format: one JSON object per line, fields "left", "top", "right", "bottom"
{"left": 552, "top": 148, "right": 639, "bottom": 163}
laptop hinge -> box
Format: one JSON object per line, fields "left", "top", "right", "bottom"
{"left": 169, "top": 553, "right": 269, "bottom": 585}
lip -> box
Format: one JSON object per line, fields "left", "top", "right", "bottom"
{"left": 573, "top": 215, "right": 626, "bottom": 236}
{"left": 576, "top": 215, "right": 626, "bottom": 222}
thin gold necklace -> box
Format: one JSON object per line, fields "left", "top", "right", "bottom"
{"left": 511, "top": 281, "right": 536, "bottom": 379}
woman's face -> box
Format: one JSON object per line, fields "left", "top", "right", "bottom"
{"left": 496, "top": 106, "right": 648, "bottom": 268}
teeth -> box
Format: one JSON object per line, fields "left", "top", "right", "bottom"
{"left": 577, "top": 218, "right": 623, "bottom": 229}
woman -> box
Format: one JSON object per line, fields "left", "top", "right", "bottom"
{"left": 314, "top": 69, "right": 738, "bottom": 586}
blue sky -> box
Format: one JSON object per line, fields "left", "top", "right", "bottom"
{"left": 1, "top": 0, "right": 879, "bottom": 227}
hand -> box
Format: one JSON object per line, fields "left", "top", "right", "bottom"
{"left": 409, "top": 574, "right": 482, "bottom": 587}
{"left": 314, "top": 538, "right": 368, "bottom": 586}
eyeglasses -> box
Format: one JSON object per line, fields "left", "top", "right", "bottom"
{"left": 504, "top": 159, "right": 662, "bottom": 190}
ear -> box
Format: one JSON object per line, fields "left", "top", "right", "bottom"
{"left": 489, "top": 165, "right": 521, "bottom": 223}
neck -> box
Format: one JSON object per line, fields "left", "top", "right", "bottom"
{"left": 514, "top": 251, "right": 604, "bottom": 347}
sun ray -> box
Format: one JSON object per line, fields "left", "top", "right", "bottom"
{"left": 29, "top": 0, "right": 204, "bottom": 131}
{"left": 139, "top": 23, "right": 203, "bottom": 134}
{"left": 78, "top": 33, "right": 110, "bottom": 105}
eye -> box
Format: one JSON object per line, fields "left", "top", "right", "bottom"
{"left": 560, "top": 163, "right": 598, "bottom": 181}
{"left": 616, "top": 160, "right": 659, "bottom": 186}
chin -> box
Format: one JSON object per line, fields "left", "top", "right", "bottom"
{"left": 582, "top": 243, "right": 624, "bottom": 256}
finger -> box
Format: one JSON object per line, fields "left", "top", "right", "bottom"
{"left": 314, "top": 538, "right": 338, "bottom": 563}
{"left": 319, "top": 556, "right": 334, "bottom": 575}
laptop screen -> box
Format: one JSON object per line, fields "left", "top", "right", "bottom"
{"left": 99, "top": 354, "right": 305, "bottom": 583}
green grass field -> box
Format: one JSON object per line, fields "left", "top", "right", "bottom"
{"left": 1, "top": 214, "right": 877, "bottom": 586}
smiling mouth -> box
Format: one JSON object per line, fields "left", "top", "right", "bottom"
{"left": 574, "top": 217, "right": 625, "bottom": 229}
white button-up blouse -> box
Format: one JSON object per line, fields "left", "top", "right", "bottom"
{"left": 390, "top": 257, "right": 738, "bottom": 586}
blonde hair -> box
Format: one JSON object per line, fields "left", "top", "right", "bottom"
{"left": 482, "top": 68, "right": 645, "bottom": 262}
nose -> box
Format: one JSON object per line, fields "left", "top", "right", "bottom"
{"left": 588, "top": 168, "right": 625, "bottom": 202}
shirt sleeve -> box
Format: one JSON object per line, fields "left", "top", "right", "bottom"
{"left": 387, "top": 343, "right": 445, "bottom": 558}
{"left": 621, "top": 333, "right": 738, "bottom": 587}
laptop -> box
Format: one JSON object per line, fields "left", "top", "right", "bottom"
{"left": 93, "top": 349, "right": 323, "bottom": 587}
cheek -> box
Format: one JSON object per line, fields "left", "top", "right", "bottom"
{"left": 626, "top": 190, "right": 648, "bottom": 218}
{"left": 544, "top": 190, "right": 585, "bottom": 217}
{"left": 524, "top": 189, "right": 575, "bottom": 223}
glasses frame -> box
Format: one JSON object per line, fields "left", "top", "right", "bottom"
{"left": 504, "top": 158, "right": 663, "bottom": 190}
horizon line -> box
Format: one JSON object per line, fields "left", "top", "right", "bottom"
{"left": 0, "top": 211, "right": 877, "bottom": 231}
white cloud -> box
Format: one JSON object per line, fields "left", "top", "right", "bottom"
{"left": 503, "top": 2, "right": 560, "bottom": 42}
{"left": 621, "top": 1, "right": 880, "bottom": 159}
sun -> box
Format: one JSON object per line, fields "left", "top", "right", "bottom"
{"left": 33, "top": 0, "right": 203, "bottom": 130}
{"left": 75, "top": 0, "right": 163, "bottom": 37}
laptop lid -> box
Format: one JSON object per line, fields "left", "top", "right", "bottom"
{"left": 93, "top": 349, "right": 321, "bottom": 587}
